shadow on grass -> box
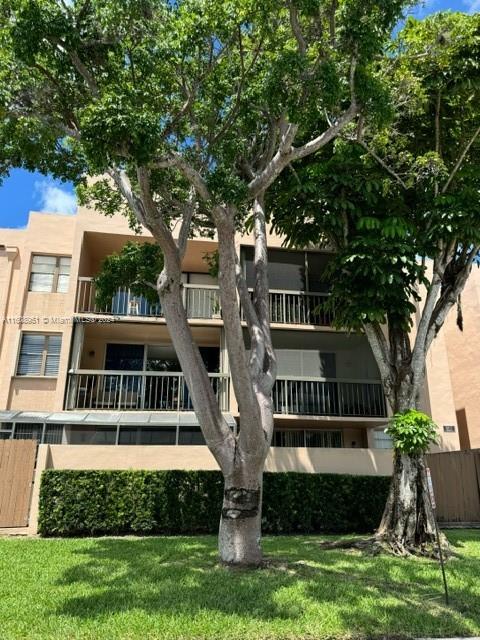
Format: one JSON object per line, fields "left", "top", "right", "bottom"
{"left": 55, "top": 532, "right": 480, "bottom": 636}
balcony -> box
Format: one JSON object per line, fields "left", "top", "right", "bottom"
{"left": 66, "top": 370, "right": 230, "bottom": 412}
{"left": 272, "top": 377, "right": 387, "bottom": 418}
{"left": 75, "top": 277, "right": 332, "bottom": 326}
{"left": 267, "top": 290, "right": 332, "bottom": 325}
{"left": 75, "top": 277, "right": 221, "bottom": 320}
{"left": 66, "top": 370, "right": 386, "bottom": 419}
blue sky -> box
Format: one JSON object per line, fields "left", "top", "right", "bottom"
{"left": 0, "top": 0, "right": 477, "bottom": 229}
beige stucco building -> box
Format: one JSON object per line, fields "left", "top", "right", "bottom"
{"left": 443, "top": 268, "right": 480, "bottom": 451}
{"left": 0, "top": 202, "right": 469, "bottom": 521}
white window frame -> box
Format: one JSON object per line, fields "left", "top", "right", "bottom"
{"left": 28, "top": 254, "right": 71, "bottom": 293}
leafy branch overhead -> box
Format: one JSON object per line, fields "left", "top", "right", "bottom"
{"left": 0, "top": 0, "right": 420, "bottom": 564}
{"left": 94, "top": 241, "right": 164, "bottom": 308}
{"left": 272, "top": 12, "right": 480, "bottom": 335}
{"left": 271, "top": 11, "right": 480, "bottom": 553}
{"left": 1, "top": 0, "right": 409, "bottom": 214}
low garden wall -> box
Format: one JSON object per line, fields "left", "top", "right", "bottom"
{"left": 38, "top": 469, "right": 390, "bottom": 536}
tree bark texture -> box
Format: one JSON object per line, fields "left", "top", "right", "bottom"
{"left": 218, "top": 461, "right": 264, "bottom": 566}
{"left": 377, "top": 451, "right": 437, "bottom": 553}
{"left": 365, "top": 324, "right": 440, "bottom": 553}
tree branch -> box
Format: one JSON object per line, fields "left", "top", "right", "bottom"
{"left": 177, "top": 187, "right": 196, "bottom": 260}
{"left": 363, "top": 322, "right": 392, "bottom": 386}
{"left": 170, "top": 153, "right": 213, "bottom": 202}
{"left": 248, "top": 99, "right": 357, "bottom": 198}
{"left": 288, "top": 3, "right": 307, "bottom": 56}
{"left": 252, "top": 193, "right": 277, "bottom": 393}
{"left": 356, "top": 140, "right": 408, "bottom": 190}
{"left": 215, "top": 213, "right": 264, "bottom": 453}
{"left": 442, "top": 123, "right": 480, "bottom": 194}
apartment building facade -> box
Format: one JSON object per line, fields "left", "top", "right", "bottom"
{"left": 443, "top": 268, "right": 480, "bottom": 451}
{"left": 0, "top": 204, "right": 463, "bottom": 489}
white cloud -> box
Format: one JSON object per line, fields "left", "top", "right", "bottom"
{"left": 465, "top": 0, "right": 480, "bottom": 12}
{"left": 34, "top": 180, "right": 77, "bottom": 215}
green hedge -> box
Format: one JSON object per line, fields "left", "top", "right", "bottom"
{"left": 38, "top": 470, "right": 390, "bottom": 537}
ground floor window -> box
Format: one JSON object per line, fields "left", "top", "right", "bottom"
{"left": 0, "top": 422, "right": 64, "bottom": 444}
{"left": 272, "top": 429, "right": 342, "bottom": 448}
{"left": 118, "top": 426, "right": 176, "bottom": 445}
{"left": 66, "top": 425, "right": 116, "bottom": 445}
{"left": 0, "top": 423, "right": 13, "bottom": 440}
{"left": 373, "top": 427, "right": 393, "bottom": 449}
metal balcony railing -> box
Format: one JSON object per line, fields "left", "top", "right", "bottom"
{"left": 66, "top": 371, "right": 386, "bottom": 419}
{"left": 272, "top": 377, "right": 387, "bottom": 418}
{"left": 66, "top": 370, "right": 230, "bottom": 412}
{"left": 268, "top": 290, "right": 332, "bottom": 326}
{"left": 75, "top": 278, "right": 332, "bottom": 326}
{"left": 75, "top": 278, "right": 221, "bottom": 320}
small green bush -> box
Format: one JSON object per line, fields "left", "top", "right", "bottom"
{"left": 386, "top": 409, "right": 438, "bottom": 454}
{"left": 38, "top": 470, "right": 390, "bottom": 537}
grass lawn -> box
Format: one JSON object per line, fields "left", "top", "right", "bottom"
{"left": 0, "top": 530, "right": 479, "bottom": 640}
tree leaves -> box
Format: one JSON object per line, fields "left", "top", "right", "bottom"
{"left": 386, "top": 409, "right": 438, "bottom": 455}
{"left": 93, "top": 241, "right": 164, "bottom": 308}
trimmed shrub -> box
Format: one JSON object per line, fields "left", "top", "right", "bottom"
{"left": 38, "top": 469, "right": 390, "bottom": 537}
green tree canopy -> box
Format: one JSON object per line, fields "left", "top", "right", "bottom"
{"left": 272, "top": 11, "right": 480, "bottom": 334}
{"left": 271, "top": 11, "right": 480, "bottom": 554}
{"left": 94, "top": 241, "right": 164, "bottom": 308}
{"left": 0, "top": 0, "right": 415, "bottom": 565}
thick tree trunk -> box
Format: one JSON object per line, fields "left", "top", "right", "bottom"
{"left": 377, "top": 451, "right": 437, "bottom": 553}
{"left": 364, "top": 325, "right": 442, "bottom": 554}
{"left": 376, "top": 377, "right": 440, "bottom": 554}
{"left": 218, "top": 462, "right": 264, "bottom": 566}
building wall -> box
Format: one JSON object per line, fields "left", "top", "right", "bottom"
{"left": 0, "top": 204, "right": 467, "bottom": 457}
{"left": 0, "top": 214, "right": 77, "bottom": 412}
{"left": 424, "top": 329, "right": 461, "bottom": 451}
{"left": 444, "top": 269, "right": 480, "bottom": 450}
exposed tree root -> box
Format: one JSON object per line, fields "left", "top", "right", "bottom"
{"left": 316, "top": 533, "right": 453, "bottom": 559}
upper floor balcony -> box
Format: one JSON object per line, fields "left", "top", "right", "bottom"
{"left": 75, "top": 277, "right": 333, "bottom": 326}
{"left": 65, "top": 369, "right": 386, "bottom": 419}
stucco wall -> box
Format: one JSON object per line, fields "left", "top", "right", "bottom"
{"left": 444, "top": 270, "right": 480, "bottom": 449}
{"left": 44, "top": 443, "right": 393, "bottom": 475}
{"left": 28, "top": 443, "right": 393, "bottom": 533}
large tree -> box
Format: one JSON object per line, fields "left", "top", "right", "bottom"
{"left": 0, "top": 0, "right": 410, "bottom": 565}
{"left": 271, "top": 11, "right": 480, "bottom": 554}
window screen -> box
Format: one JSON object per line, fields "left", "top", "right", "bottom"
{"left": 13, "top": 423, "right": 43, "bottom": 441}
{"left": 275, "top": 350, "right": 336, "bottom": 378}
{"left": 242, "top": 247, "right": 306, "bottom": 291}
{"left": 178, "top": 426, "right": 206, "bottom": 445}
{"left": 68, "top": 426, "right": 116, "bottom": 445}
{"left": 306, "top": 253, "right": 331, "bottom": 293}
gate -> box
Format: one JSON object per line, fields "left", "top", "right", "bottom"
{"left": 427, "top": 449, "right": 480, "bottom": 525}
{"left": 0, "top": 440, "right": 37, "bottom": 527}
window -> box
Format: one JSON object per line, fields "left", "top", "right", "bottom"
{"left": 178, "top": 426, "right": 205, "bottom": 445}
{"left": 242, "top": 248, "right": 332, "bottom": 292}
{"left": 373, "top": 428, "right": 393, "bottom": 449}
{"left": 272, "top": 429, "right": 342, "bottom": 448}
{"left": 17, "top": 333, "right": 62, "bottom": 376}
{"left": 118, "top": 426, "right": 177, "bottom": 445}
{"left": 13, "top": 423, "right": 43, "bottom": 442}
{"left": 0, "top": 423, "right": 13, "bottom": 440}
{"left": 67, "top": 426, "right": 116, "bottom": 445}
{"left": 44, "top": 425, "right": 63, "bottom": 444}
{"left": 29, "top": 255, "right": 71, "bottom": 293}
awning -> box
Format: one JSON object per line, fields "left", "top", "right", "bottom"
{"left": 0, "top": 410, "right": 237, "bottom": 428}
